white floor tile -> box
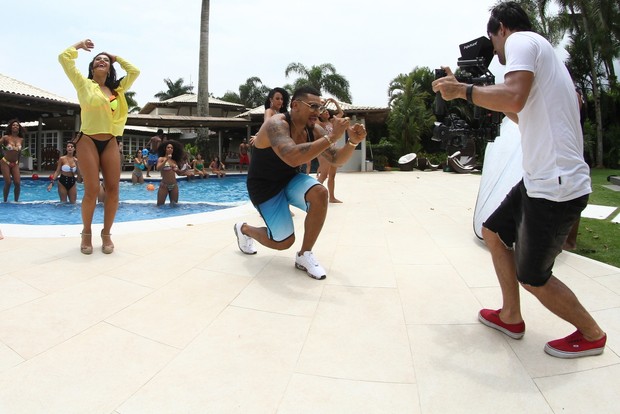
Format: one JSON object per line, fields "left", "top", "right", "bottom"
{"left": 278, "top": 373, "right": 420, "bottom": 414}
{"left": 296, "top": 285, "right": 414, "bottom": 383}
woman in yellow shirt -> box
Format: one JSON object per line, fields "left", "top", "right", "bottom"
{"left": 59, "top": 38, "right": 140, "bottom": 255}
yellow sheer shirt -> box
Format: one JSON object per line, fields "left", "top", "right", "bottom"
{"left": 58, "top": 46, "right": 140, "bottom": 137}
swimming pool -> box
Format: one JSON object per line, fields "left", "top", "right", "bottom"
{"left": 0, "top": 176, "right": 250, "bottom": 225}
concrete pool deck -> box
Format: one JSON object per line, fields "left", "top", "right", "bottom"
{"left": 0, "top": 171, "right": 618, "bottom": 413}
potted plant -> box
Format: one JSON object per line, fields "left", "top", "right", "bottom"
{"left": 374, "top": 155, "right": 388, "bottom": 171}
{"left": 19, "top": 147, "right": 33, "bottom": 170}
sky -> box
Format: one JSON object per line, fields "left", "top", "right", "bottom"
{"left": 2, "top": 0, "right": 511, "bottom": 109}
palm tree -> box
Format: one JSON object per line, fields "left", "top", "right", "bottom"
{"left": 154, "top": 78, "right": 194, "bottom": 101}
{"left": 284, "top": 62, "right": 352, "bottom": 102}
{"left": 197, "top": 0, "right": 210, "bottom": 117}
{"left": 557, "top": 0, "right": 606, "bottom": 167}
{"left": 387, "top": 67, "right": 435, "bottom": 155}
{"left": 517, "top": 0, "right": 565, "bottom": 46}
{"left": 238, "top": 77, "right": 270, "bottom": 108}
{"left": 219, "top": 91, "right": 243, "bottom": 105}
{"left": 124, "top": 91, "right": 141, "bottom": 113}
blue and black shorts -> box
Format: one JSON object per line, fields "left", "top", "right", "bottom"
{"left": 255, "top": 174, "right": 321, "bottom": 242}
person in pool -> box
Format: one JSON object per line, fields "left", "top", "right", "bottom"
{"left": 47, "top": 142, "right": 82, "bottom": 203}
{"left": 156, "top": 140, "right": 184, "bottom": 206}
{"left": 192, "top": 153, "right": 208, "bottom": 178}
{"left": 132, "top": 149, "right": 147, "bottom": 184}
{"left": 0, "top": 119, "right": 27, "bottom": 202}
{"left": 209, "top": 156, "right": 226, "bottom": 178}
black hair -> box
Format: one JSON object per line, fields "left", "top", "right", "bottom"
{"left": 87, "top": 53, "right": 124, "bottom": 94}
{"left": 64, "top": 141, "right": 76, "bottom": 156}
{"left": 487, "top": 1, "right": 532, "bottom": 35}
{"left": 156, "top": 129, "right": 164, "bottom": 135}
{"left": 157, "top": 139, "right": 184, "bottom": 164}
{"left": 264, "top": 87, "right": 290, "bottom": 112}
{"left": 291, "top": 86, "right": 321, "bottom": 103}
{"left": 4, "top": 119, "right": 27, "bottom": 137}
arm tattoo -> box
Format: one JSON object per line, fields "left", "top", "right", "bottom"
{"left": 320, "top": 145, "right": 338, "bottom": 163}
{"left": 267, "top": 119, "right": 296, "bottom": 154}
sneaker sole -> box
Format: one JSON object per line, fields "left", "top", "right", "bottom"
{"left": 295, "top": 263, "right": 326, "bottom": 280}
{"left": 233, "top": 224, "right": 256, "bottom": 255}
{"left": 478, "top": 313, "right": 525, "bottom": 339}
{"left": 544, "top": 343, "right": 605, "bottom": 359}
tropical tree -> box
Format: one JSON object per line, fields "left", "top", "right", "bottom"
{"left": 154, "top": 77, "right": 194, "bottom": 101}
{"left": 517, "top": 0, "right": 565, "bottom": 46}
{"left": 238, "top": 77, "right": 270, "bottom": 108}
{"left": 284, "top": 62, "right": 352, "bottom": 102}
{"left": 197, "top": 0, "right": 210, "bottom": 117}
{"left": 555, "top": 0, "right": 616, "bottom": 167}
{"left": 387, "top": 67, "right": 435, "bottom": 155}
{"left": 124, "top": 91, "right": 141, "bottom": 113}
{"left": 219, "top": 91, "right": 243, "bottom": 105}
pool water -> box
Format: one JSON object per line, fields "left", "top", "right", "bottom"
{"left": 1, "top": 176, "right": 249, "bottom": 225}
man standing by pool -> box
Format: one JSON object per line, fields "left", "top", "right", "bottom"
{"left": 146, "top": 129, "right": 163, "bottom": 177}
{"left": 238, "top": 138, "right": 250, "bottom": 173}
{"left": 234, "top": 86, "right": 366, "bottom": 280}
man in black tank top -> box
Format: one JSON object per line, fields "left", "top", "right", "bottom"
{"left": 233, "top": 86, "right": 367, "bottom": 280}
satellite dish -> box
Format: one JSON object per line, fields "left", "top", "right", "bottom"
{"left": 398, "top": 153, "right": 417, "bottom": 164}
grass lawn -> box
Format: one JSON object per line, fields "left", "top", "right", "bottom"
{"left": 572, "top": 168, "right": 620, "bottom": 268}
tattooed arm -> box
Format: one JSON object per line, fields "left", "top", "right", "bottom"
{"left": 266, "top": 117, "right": 333, "bottom": 167}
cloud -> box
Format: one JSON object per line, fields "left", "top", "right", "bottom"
{"left": 2, "top": 0, "right": 503, "bottom": 108}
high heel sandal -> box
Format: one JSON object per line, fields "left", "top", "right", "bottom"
{"left": 101, "top": 230, "right": 114, "bottom": 254}
{"left": 80, "top": 232, "right": 93, "bottom": 255}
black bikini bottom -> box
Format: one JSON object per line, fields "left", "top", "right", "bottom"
{"left": 74, "top": 132, "right": 114, "bottom": 156}
{"left": 59, "top": 175, "right": 76, "bottom": 190}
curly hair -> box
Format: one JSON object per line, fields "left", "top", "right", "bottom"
{"left": 157, "top": 140, "right": 184, "bottom": 164}
{"left": 4, "top": 119, "right": 27, "bottom": 137}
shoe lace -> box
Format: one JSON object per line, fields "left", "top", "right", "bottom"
{"left": 304, "top": 252, "right": 319, "bottom": 267}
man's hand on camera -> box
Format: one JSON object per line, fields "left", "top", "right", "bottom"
{"left": 431, "top": 67, "right": 466, "bottom": 102}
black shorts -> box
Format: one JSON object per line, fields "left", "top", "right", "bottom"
{"left": 483, "top": 180, "right": 588, "bottom": 287}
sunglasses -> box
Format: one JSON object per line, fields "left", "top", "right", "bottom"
{"left": 296, "top": 100, "right": 326, "bottom": 113}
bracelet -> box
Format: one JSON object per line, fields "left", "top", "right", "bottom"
{"left": 466, "top": 84, "right": 474, "bottom": 104}
{"left": 348, "top": 140, "right": 360, "bottom": 147}
{"left": 323, "top": 135, "right": 333, "bottom": 145}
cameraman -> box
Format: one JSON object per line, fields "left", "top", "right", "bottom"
{"left": 432, "top": 1, "right": 605, "bottom": 358}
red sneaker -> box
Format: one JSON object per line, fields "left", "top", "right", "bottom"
{"left": 478, "top": 308, "right": 525, "bottom": 339}
{"left": 544, "top": 330, "right": 607, "bottom": 358}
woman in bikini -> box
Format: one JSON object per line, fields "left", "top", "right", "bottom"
{"left": 209, "top": 156, "right": 226, "bottom": 178}
{"left": 316, "top": 98, "right": 345, "bottom": 203}
{"left": 59, "top": 38, "right": 139, "bottom": 254}
{"left": 192, "top": 153, "right": 208, "bottom": 178}
{"left": 132, "top": 149, "right": 147, "bottom": 184}
{"left": 47, "top": 142, "right": 81, "bottom": 203}
{"left": 156, "top": 140, "right": 183, "bottom": 206}
{"left": 249, "top": 87, "right": 290, "bottom": 147}
{"left": 0, "top": 119, "right": 26, "bottom": 202}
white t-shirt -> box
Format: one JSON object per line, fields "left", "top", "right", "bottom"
{"left": 505, "top": 31, "right": 591, "bottom": 202}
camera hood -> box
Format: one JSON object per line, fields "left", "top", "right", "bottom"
{"left": 458, "top": 36, "right": 494, "bottom": 68}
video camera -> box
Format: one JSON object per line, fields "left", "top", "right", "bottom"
{"left": 433, "top": 36, "right": 502, "bottom": 152}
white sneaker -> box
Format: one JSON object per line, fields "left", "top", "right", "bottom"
{"left": 234, "top": 222, "right": 257, "bottom": 254}
{"left": 295, "top": 251, "right": 326, "bottom": 280}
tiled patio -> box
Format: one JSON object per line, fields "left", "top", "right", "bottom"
{"left": 0, "top": 171, "right": 618, "bottom": 413}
